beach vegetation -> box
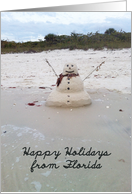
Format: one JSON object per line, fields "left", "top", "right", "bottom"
{"left": 1, "top": 29, "right": 131, "bottom": 53}
{"left": 105, "top": 28, "right": 116, "bottom": 35}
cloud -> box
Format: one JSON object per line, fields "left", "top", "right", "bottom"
{"left": 1, "top": 12, "right": 131, "bottom": 42}
{"left": 2, "top": 12, "right": 131, "bottom": 24}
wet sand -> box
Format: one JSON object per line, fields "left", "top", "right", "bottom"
{"left": 1, "top": 87, "right": 131, "bottom": 192}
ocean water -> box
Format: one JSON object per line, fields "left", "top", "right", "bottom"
{"left": 1, "top": 122, "right": 131, "bottom": 192}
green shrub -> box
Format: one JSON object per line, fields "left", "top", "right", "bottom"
{"left": 1, "top": 29, "right": 131, "bottom": 54}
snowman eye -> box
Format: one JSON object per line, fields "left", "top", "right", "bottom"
{"left": 67, "top": 65, "right": 69, "bottom": 67}
{"left": 71, "top": 65, "right": 74, "bottom": 67}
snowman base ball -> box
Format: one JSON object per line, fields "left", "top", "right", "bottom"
{"left": 46, "top": 64, "right": 92, "bottom": 107}
{"left": 46, "top": 90, "right": 92, "bottom": 107}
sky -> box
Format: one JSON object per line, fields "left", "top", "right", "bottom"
{"left": 1, "top": 12, "right": 131, "bottom": 42}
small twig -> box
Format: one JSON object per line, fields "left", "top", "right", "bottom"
{"left": 45, "top": 59, "right": 58, "bottom": 78}
{"left": 83, "top": 61, "right": 105, "bottom": 81}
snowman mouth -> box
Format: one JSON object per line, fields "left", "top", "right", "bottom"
{"left": 66, "top": 71, "right": 74, "bottom": 73}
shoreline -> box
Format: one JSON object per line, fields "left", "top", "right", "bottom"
{"left": 1, "top": 87, "right": 131, "bottom": 136}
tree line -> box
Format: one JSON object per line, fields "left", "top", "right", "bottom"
{"left": 1, "top": 28, "right": 131, "bottom": 53}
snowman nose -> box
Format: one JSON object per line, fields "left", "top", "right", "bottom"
{"left": 69, "top": 67, "right": 71, "bottom": 69}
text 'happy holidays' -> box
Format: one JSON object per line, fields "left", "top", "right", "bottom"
{"left": 22, "top": 146, "right": 112, "bottom": 172}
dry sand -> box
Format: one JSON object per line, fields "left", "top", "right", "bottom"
{"left": 1, "top": 48, "right": 131, "bottom": 93}
{"left": 1, "top": 48, "right": 131, "bottom": 192}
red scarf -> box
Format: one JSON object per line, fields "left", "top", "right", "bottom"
{"left": 56, "top": 73, "right": 79, "bottom": 87}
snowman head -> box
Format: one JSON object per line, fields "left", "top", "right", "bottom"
{"left": 62, "top": 64, "right": 78, "bottom": 75}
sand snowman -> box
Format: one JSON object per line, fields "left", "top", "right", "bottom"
{"left": 46, "top": 63, "right": 92, "bottom": 107}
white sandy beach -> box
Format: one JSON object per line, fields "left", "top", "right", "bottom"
{"left": 1, "top": 48, "right": 131, "bottom": 93}
{"left": 1, "top": 48, "right": 131, "bottom": 192}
